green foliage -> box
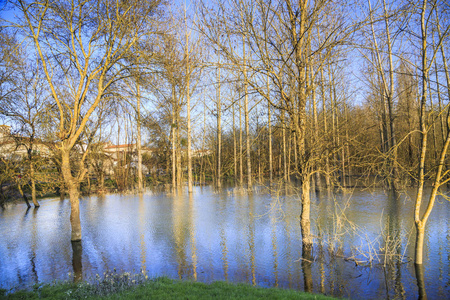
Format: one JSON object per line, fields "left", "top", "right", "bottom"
{"left": 2, "top": 274, "right": 339, "bottom": 300}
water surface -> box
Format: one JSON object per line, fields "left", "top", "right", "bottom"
{"left": 0, "top": 185, "right": 449, "bottom": 299}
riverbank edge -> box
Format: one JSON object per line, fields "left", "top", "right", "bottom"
{"left": 1, "top": 276, "right": 339, "bottom": 299}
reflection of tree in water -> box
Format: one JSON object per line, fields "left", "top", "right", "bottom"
{"left": 314, "top": 191, "right": 353, "bottom": 296}
{"left": 248, "top": 194, "right": 256, "bottom": 286}
{"left": 27, "top": 207, "right": 39, "bottom": 284}
{"left": 172, "top": 190, "right": 188, "bottom": 279}
{"left": 3, "top": 187, "right": 448, "bottom": 298}
{"left": 283, "top": 184, "right": 294, "bottom": 289}
{"left": 270, "top": 195, "right": 279, "bottom": 288}
{"left": 415, "top": 263, "right": 427, "bottom": 300}
{"left": 301, "top": 244, "right": 313, "bottom": 293}
{"left": 234, "top": 190, "right": 250, "bottom": 283}
{"left": 448, "top": 226, "right": 450, "bottom": 293}
{"left": 71, "top": 241, "right": 83, "bottom": 283}
{"left": 313, "top": 189, "right": 419, "bottom": 298}
{"left": 172, "top": 190, "right": 197, "bottom": 280}
{"left": 286, "top": 183, "right": 313, "bottom": 293}
{"left": 229, "top": 190, "right": 258, "bottom": 285}
{"left": 219, "top": 192, "right": 228, "bottom": 281}
{"left": 188, "top": 193, "right": 197, "bottom": 281}
{"left": 318, "top": 244, "right": 326, "bottom": 294}
{"left": 138, "top": 194, "right": 146, "bottom": 275}
{"left": 384, "top": 190, "right": 406, "bottom": 299}
{"left": 220, "top": 226, "right": 228, "bottom": 281}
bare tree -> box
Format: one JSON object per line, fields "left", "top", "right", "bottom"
{"left": 0, "top": 53, "right": 51, "bottom": 207}
{"left": 413, "top": 0, "right": 450, "bottom": 265}
{"left": 197, "top": 0, "right": 359, "bottom": 247}
{"left": 10, "top": 0, "right": 163, "bottom": 241}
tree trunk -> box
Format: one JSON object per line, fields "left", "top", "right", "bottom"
{"left": 414, "top": 0, "right": 428, "bottom": 265}
{"left": 61, "top": 148, "right": 81, "bottom": 242}
{"left": 282, "top": 111, "right": 288, "bottom": 182}
{"left": 185, "top": 5, "right": 193, "bottom": 194}
{"left": 124, "top": 120, "right": 129, "bottom": 190}
{"left": 233, "top": 96, "right": 237, "bottom": 183}
{"left": 383, "top": 0, "right": 398, "bottom": 189}
{"left": 187, "top": 85, "right": 193, "bottom": 192}
{"left": 301, "top": 174, "right": 312, "bottom": 246}
{"left": 18, "top": 181, "right": 31, "bottom": 208}
{"left": 256, "top": 107, "right": 261, "bottom": 183}
{"left": 320, "top": 68, "right": 331, "bottom": 189}
{"left": 176, "top": 112, "right": 182, "bottom": 187}
{"left": 428, "top": 88, "right": 438, "bottom": 161}
{"left": 329, "top": 70, "right": 338, "bottom": 183}
{"left": 216, "top": 66, "right": 222, "bottom": 189}
{"left": 30, "top": 161, "right": 39, "bottom": 207}
{"left": 311, "top": 68, "right": 321, "bottom": 190}
{"left": 201, "top": 99, "right": 207, "bottom": 185}
{"left": 99, "top": 171, "right": 104, "bottom": 192}
{"left": 243, "top": 34, "right": 252, "bottom": 191}
{"left": 137, "top": 83, "right": 143, "bottom": 193}
{"left": 293, "top": 131, "right": 298, "bottom": 173}
{"left": 435, "top": 58, "right": 446, "bottom": 144}
{"left": 414, "top": 222, "right": 425, "bottom": 265}
{"left": 287, "top": 130, "right": 292, "bottom": 182}
{"left": 268, "top": 79, "right": 273, "bottom": 184}
{"left": 239, "top": 87, "right": 244, "bottom": 186}
{"left": 59, "top": 174, "right": 65, "bottom": 201}
{"left": 172, "top": 84, "right": 176, "bottom": 188}
{"left": 345, "top": 105, "right": 351, "bottom": 186}
{"left": 87, "top": 174, "right": 91, "bottom": 194}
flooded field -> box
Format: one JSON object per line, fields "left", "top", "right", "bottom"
{"left": 1, "top": 185, "right": 449, "bottom": 299}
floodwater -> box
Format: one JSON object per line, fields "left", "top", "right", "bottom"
{"left": 0, "top": 185, "right": 449, "bottom": 299}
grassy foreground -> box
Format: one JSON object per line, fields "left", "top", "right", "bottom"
{"left": 1, "top": 275, "right": 338, "bottom": 300}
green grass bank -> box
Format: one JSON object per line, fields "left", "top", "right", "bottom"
{"left": 1, "top": 276, "right": 338, "bottom": 300}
